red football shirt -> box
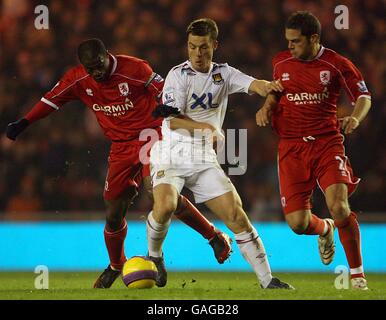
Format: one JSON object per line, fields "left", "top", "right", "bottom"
{"left": 271, "top": 46, "right": 371, "bottom": 138}
{"left": 38, "top": 54, "right": 163, "bottom": 141}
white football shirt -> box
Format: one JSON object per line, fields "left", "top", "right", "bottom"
{"left": 161, "top": 60, "right": 255, "bottom": 145}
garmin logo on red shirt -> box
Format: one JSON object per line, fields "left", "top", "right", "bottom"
{"left": 286, "top": 90, "right": 329, "bottom": 105}
{"left": 92, "top": 98, "right": 134, "bottom": 116}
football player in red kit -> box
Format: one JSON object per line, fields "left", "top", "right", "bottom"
{"left": 6, "top": 39, "right": 232, "bottom": 288}
{"left": 256, "top": 12, "right": 371, "bottom": 290}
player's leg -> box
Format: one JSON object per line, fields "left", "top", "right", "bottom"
{"left": 284, "top": 208, "right": 335, "bottom": 265}
{"left": 325, "top": 183, "right": 367, "bottom": 289}
{"left": 317, "top": 135, "right": 366, "bottom": 289}
{"left": 94, "top": 186, "right": 137, "bottom": 288}
{"left": 278, "top": 139, "right": 335, "bottom": 265}
{"left": 146, "top": 183, "right": 179, "bottom": 287}
{"left": 204, "top": 189, "right": 292, "bottom": 289}
{"left": 94, "top": 143, "right": 142, "bottom": 288}
{"left": 142, "top": 173, "right": 232, "bottom": 263}
{"left": 174, "top": 195, "right": 232, "bottom": 263}
{"left": 189, "top": 167, "right": 292, "bottom": 289}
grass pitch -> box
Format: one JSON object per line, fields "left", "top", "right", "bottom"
{"left": 0, "top": 272, "right": 385, "bottom": 300}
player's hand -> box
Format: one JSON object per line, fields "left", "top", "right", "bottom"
{"left": 265, "top": 80, "right": 284, "bottom": 95}
{"left": 6, "top": 118, "right": 29, "bottom": 141}
{"left": 152, "top": 104, "right": 180, "bottom": 118}
{"left": 256, "top": 106, "right": 272, "bottom": 127}
{"left": 339, "top": 116, "right": 360, "bottom": 134}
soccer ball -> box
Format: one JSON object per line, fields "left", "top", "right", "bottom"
{"left": 121, "top": 256, "right": 157, "bottom": 289}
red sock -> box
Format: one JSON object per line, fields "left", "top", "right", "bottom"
{"left": 174, "top": 195, "right": 216, "bottom": 240}
{"left": 304, "top": 214, "right": 327, "bottom": 235}
{"left": 334, "top": 212, "right": 364, "bottom": 279}
{"left": 104, "top": 219, "right": 127, "bottom": 270}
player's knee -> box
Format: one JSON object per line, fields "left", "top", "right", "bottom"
{"left": 104, "top": 198, "right": 129, "bottom": 229}
{"left": 153, "top": 196, "right": 178, "bottom": 220}
{"left": 288, "top": 220, "right": 308, "bottom": 235}
{"left": 226, "top": 203, "right": 250, "bottom": 230}
{"left": 105, "top": 205, "right": 126, "bottom": 231}
{"left": 328, "top": 200, "right": 350, "bottom": 219}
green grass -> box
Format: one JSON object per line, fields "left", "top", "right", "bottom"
{"left": 0, "top": 272, "right": 385, "bottom": 300}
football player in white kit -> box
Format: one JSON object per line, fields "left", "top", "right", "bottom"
{"left": 147, "top": 18, "right": 294, "bottom": 289}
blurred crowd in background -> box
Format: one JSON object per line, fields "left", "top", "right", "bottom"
{"left": 0, "top": 0, "right": 385, "bottom": 221}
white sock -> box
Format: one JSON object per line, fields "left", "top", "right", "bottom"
{"left": 147, "top": 211, "right": 171, "bottom": 258}
{"left": 235, "top": 227, "right": 273, "bottom": 288}
{"left": 322, "top": 220, "right": 329, "bottom": 236}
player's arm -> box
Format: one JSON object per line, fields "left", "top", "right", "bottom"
{"left": 170, "top": 115, "right": 224, "bottom": 145}
{"left": 227, "top": 65, "right": 283, "bottom": 97}
{"left": 255, "top": 54, "right": 285, "bottom": 127}
{"left": 6, "top": 70, "right": 79, "bottom": 141}
{"left": 337, "top": 56, "right": 372, "bottom": 135}
{"left": 255, "top": 93, "right": 280, "bottom": 127}
{"left": 6, "top": 101, "right": 55, "bottom": 140}
{"left": 169, "top": 115, "right": 216, "bottom": 133}
{"left": 248, "top": 79, "right": 284, "bottom": 97}
{"left": 340, "top": 96, "right": 371, "bottom": 134}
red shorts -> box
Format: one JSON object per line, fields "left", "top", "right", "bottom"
{"left": 103, "top": 129, "right": 161, "bottom": 201}
{"left": 277, "top": 134, "right": 360, "bottom": 214}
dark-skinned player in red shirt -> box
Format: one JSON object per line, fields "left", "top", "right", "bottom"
{"left": 256, "top": 12, "right": 371, "bottom": 290}
{"left": 6, "top": 39, "right": 232, "bottom": 288}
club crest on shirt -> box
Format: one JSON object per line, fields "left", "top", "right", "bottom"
{"left": 212, "top": 73, "right": 224, "bottom": 85}
{"left": 118, "top": 82, "right": 130, "bottom": 96}
{"left": 320, "top": 70, "right": 331, "bottom": 85}
{"left": 156, "top": 170, "right": 165, "bottom": 179}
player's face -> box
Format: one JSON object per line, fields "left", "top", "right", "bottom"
{"left": 285, "top": 28, "right": 313, "bottom": 60}
{"left": 83, "top": 53, "right": 110, "bottom": 82}
{"left": 188, "top": 34, "right": 218, "bottom": 73}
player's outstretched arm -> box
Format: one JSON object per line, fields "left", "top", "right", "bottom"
{"left": 6, "top": 118, "right": 30, "bottom": 141}
{"left": 5, "top": 100, "right": 56, "bottom": 141}
{"left": 249, "top": 79, "right": 284, "bottom": 97}
{"left": 256, "top": 93, "right": 279, "bottom": 127}
{"left": 339, "top": 96, "right": 371, "bottom": 134}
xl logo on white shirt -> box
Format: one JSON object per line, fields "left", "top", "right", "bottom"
{"left": 191, "top": 93, "right": 219, "bottom": 110}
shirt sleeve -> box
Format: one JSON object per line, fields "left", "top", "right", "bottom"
{"left": 227, "top": 65, "right": 255, "bottom": 94}
{"left": 136, "top": 60, "right": 164, "bottom": 98}
{"left": 41, "top": 69, "right": 80, "bottom": 110}
{"left": 162, "top": 69, "right": 187, "bottom": 114}
{"left": 337, "top": 56, "right": 371, "bottom": 103}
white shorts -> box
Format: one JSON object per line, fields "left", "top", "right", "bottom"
{"left": 151, "top": 162, "right": 234, "bottom": 203}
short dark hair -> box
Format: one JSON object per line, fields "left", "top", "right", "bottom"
{"left": 285, "top": 11, "right": 321, "bottom": 38}
{"left": 77, "top": 38, "right": 107, "bottom": 64}
{"left": 186, "top": 18, "right": 218, "bottom": 40}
